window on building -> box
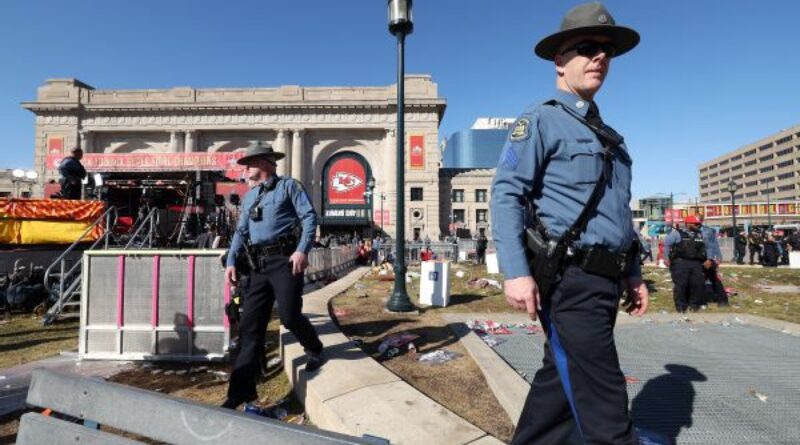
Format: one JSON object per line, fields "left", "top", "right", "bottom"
{"left": 759, "top": 142, "right": 774, "bottom": 151}
{"left": 775, "top": 135, "right": 793, "bottom": 145}
{"left": 778, "top": 172, "right": 795, "bottom": 180}
{"left": 719, "top": 168, "right": 730, "bottom": 174}
{"left": 731, "top": 164, "right": 742, "bottom": 171}
{"left": 761, "top": 187, "right": 775, "bottom": 194}
{"left": 777, "top": 160, "right": 794, "bottom": 169}
{"left": 762, "top": 177, "right": 774, "bottom": 183}
{"left": 731, "top": 154, "right": 742, "bottom": 161}
{"left": 759, "top": 154, "right": 774, "bottom": 162}
{"left": 410, "top": 187, "right": 423, "bottom": 201}
{"left": 476, "top": 209, "right": 488, "bottom": 223}
{"left": 776, "top": 147, "right": 793, "bottom": 157}
{"left": 744, "top": 160, "right": 757, "bottom": 167}
{"left": 709, "top": 172, "right": 718, "bottom": 178}
{"left": 779, "top": 185, "right": 795, "bottom": 192}
{"left": 745, "top": 180, "right": 758, "bottom": 187}
{"left": 745, "top": 149, "right": 757, "bottom": 157}
{"left": 760, "top": 165, "right": 774, "bottom": 173}
{"left": 746, "top": 191, "right": 759, "bottom": 197}
{"left": 700, "top": 175, "right": 708, "bottom": 181}
{"left": 452, "top": 209, "right": 465, "bottom": 223}
{"left": 731, "top": 174, "right": 743, "bottom": 180}
{"left": 475, "top": 189, "right": 488, "bottom": 203}
{"left": 452, "top": 189, "right": 464, "bottom": 202}
{"left": 745, "top": 170, "right": 757, "bottom": 177}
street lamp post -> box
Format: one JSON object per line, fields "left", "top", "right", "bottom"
{"left": 386, "top": 0, "right": 415, "bottom": 312}
{"left": 728, "top": 180, "right": 738, "bottom": 233}
{"left": 379, "top": 192, "right": 386, "bottom": 236}
{"left": 364, "top": 177, "right": 376, "bottom": 239}
{"left": 728, "top": 180, "right": 739, "bottom": 263}
{"left": 12, "top": 169, "right": 39, "bottom": 198}
{"left": 766, "top": 189, "right": 772, "bottom": 228}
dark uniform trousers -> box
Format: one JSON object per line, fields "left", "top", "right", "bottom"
{"left": 227, "top": 254, "right": 323, "bottom": 402}
{"left": 703, "top": 261, "right": 728, "bottom": 305}
{"left": 670, "top": 258, "right": 706, "bottom": 311}
{"left": 512, "top": 266, "right": 638, "bottom": 445}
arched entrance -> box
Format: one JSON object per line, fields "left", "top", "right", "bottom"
{"left": 320, "top": 151, "right": 374, "bottom": 239}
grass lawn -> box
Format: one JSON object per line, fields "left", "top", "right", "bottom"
{"left": 0, "top": 315, "right": 79, "bottom": 369}
{"left": 643, "top": 265, "right": 800, "bottom": 323}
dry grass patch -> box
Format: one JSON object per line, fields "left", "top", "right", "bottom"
{"left": 0, "top": 315, "right": 79, "bottom": 369}
{"left": 332, "top": 263, "right": 515, "bottom": 443}
{"left": 643, "top": 265, "right": 800, "bottom": 323}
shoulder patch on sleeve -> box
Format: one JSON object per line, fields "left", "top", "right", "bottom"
{"left": 509, "top": 118, "right": 531, "bottom": 142}
{"left": 499, "top": 146, "right": 520, "bottom": 171}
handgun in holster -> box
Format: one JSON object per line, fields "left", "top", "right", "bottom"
{"left": 525, "top": 227, "right": 568, "bottom": 300}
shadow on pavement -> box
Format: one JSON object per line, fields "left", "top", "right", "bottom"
{"left": 631, "top": 364, "right": 707, "bottom": 444}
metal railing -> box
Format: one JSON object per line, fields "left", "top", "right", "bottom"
{"left": 42, "top": 205, "right": 117, "bottom": 325}
{"left": 124, "top": 207, "right": 159, "bottom": 249}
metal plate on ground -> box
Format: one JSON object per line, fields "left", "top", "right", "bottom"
{"left": 490, "top": 322, "right": 800, "bottom": 444}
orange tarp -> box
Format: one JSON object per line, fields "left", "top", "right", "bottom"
{"left": 0, "top": 198, "right": 105, "bottom": 221}
{"left": 0, "top": 198, "right": 105, "bottom": 245}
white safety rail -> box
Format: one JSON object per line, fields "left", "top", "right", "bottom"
{"left": 80, "top": 246, "right": 357, "bottom": 361}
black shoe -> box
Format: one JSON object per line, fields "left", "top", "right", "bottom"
{"left": 305, "top": 351, "right": 324, "bottom": 373}
{"left": 689, "top": 305, "right": 701, "bottom": 312}
{"left": 221, "top": 392, "right": 258, "bottom": 410}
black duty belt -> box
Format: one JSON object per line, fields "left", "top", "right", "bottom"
{"left": 567, "top": 246, "right": 629, "bottom": 280}
{"left": 251, "top": 236, "right": 297, "bottom": 257}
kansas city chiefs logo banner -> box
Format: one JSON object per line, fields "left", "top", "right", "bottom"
{"left": 327, "top": 157, "right": 367, "bottom": 204}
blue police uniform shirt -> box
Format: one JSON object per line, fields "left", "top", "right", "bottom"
{"left": 663, "top": 226, "right": 721, "bottom": 261}
{"left": 227, "top": 175, "right": 317, "bottom": 267}
{"left": 490, "top": 90, "right": 640, "bottom": 280}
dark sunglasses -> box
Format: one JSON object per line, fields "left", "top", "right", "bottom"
{"left": 560, "top": 40, "right": 616, "bottom": 58}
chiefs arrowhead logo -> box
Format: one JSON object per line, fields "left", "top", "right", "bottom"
{"left": 331, "top": 172, "right": 364, "bottom": 193}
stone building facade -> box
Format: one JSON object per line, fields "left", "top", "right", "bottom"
{"left": 22, "top": 77, "right": 446, "bottom": 239}
{"left": 438, "top": 168, "right": 494, "bottom": 238}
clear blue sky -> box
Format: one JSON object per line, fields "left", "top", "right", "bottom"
{"left": 1, "top": 0, "right": 798, "bottom": 200}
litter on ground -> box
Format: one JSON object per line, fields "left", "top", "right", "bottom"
{"left": 418, "top": 349, "right": 462, "bottom": 364}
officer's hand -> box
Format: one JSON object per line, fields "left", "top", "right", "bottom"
{"left": 225, "top": 266, "right": 237, "bottom": 285}
{"left": 703, "top": 259, "right": 713, "bottom": 269}
{"left": 289, "top": 251, "right": 308, "bottom": 276}
{"left": 503, "top": 276, "right": 541, "bottom": 321}
{"left": 623, "top": 277, "right": 649, "bottom": 316}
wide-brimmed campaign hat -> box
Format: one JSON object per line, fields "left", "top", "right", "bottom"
{"left": 236, "top": 141, "right": 285, "bottom": 165}
{"left": 535, "top": 2, "right": 640, "bottom": 61}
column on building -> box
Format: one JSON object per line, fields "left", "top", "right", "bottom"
{"left": 275, "top": 129, "right": 289, "bottom": 177}
{"left": 169, "top": 131, "right": 184, "bottom": 153}
{"left": 184, "top": 131, "right": 197, "bottom": 153}
{"left": 383, "top": 129, "right": 397, "bottom": 228}
{"left": 79, "top": 131, "right": 94, "bottom": 153}
{"left": 291, "top": 129, "right": 305, "bottom": 183}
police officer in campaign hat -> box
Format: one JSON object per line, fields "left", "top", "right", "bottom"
{"left": 221, "top": 141, "right": 324, "bottom": 410}
{"left": 490, "top": 3, "right": 646, "bottom": 443}
{"left": 664, "top": 215, "right": 707, "bottom": 312}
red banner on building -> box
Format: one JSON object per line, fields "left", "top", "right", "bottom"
{"left": 373, "top": 209, "right": 391, "bottom": 226}
{"left": 409, "top": 135, "right": 424, "bottom": 169}
{"left": 44, "top": 152, "right": 247, "bottom": 173}
{"left": 326, "top": 157, "right": 366, "bottom": 205}
{"left": 48, "top": 137, "right": 64, "bottom": 155}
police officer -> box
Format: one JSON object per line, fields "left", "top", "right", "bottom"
{"left": 748, "top": 230, "right": 762, "bottom": 265}
{"left": 221, "top": 141, "right": 324, "bottom": 410}
{"left": 476, "top": 232, "right": 488, "bottom": 265}
{"left": 490, "top": 3, "right": 646, "bottom": 444}
{"left": 734, "top": 230, "right": 747, "bottom": 265}
{"left": 697, "top": 216, "right": 729, "bottom": 307}
{"left": 57, "top": 147, "right": 87, "bottom": 199}
{"left": 664, "top": 215, "right": 707, "bottom": 312}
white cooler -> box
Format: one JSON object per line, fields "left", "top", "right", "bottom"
{"left": 790, "top": 251, "right": 800, "bottom": 269}
{"left": 486, "top": 252, "right": 500, "bottom": 274}
{"left": 419, "top": 261, "right": 451, "bottom": 307}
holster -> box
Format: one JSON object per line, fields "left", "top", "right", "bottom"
{"left": 525, "top": 228, "right": 568, "bottom": 299}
